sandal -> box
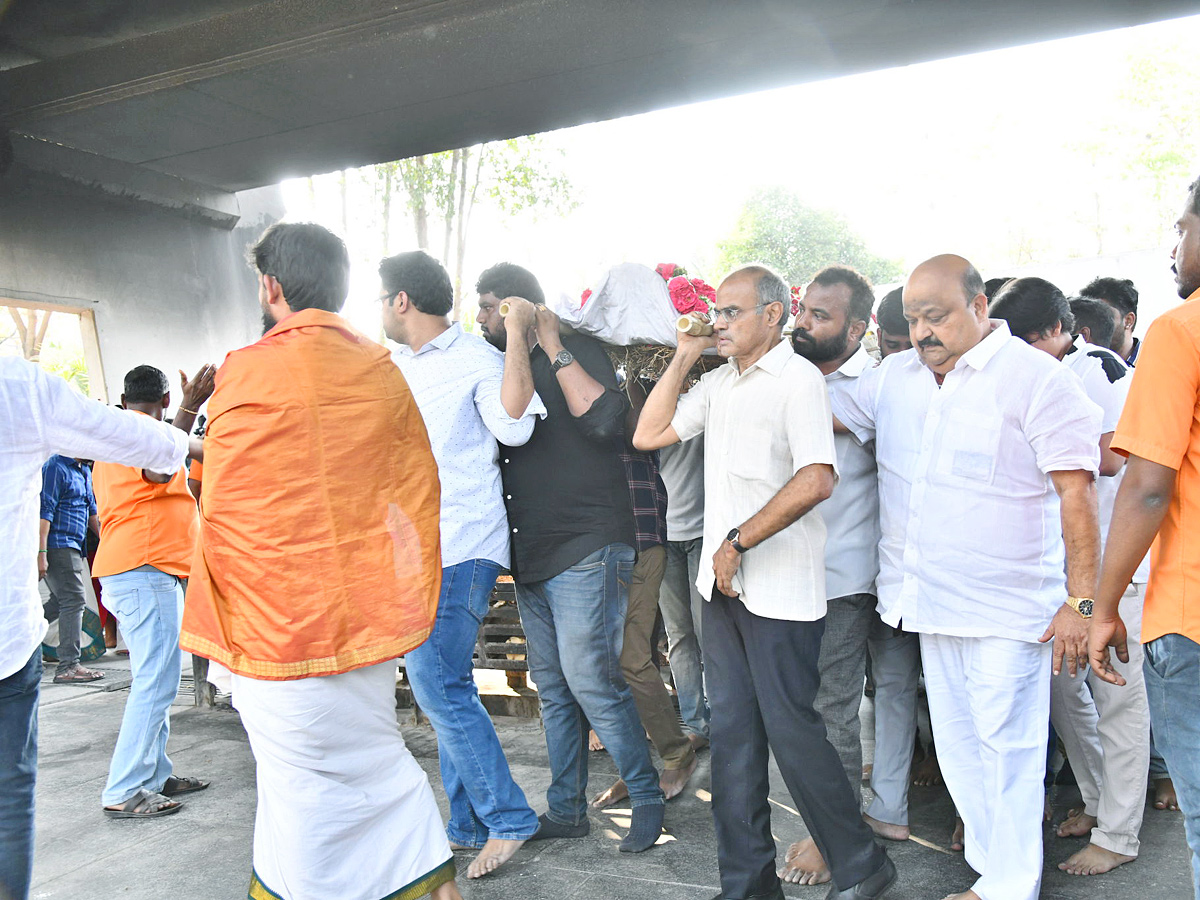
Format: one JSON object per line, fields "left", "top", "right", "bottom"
{"left": 104, "top": 789, "right": 182, "bottom": 819}
{"left": 53, "top": 665, "right": 105, "bottom": 684}
{"left": 162, "top": 776, "right": 210, "bottom": 797}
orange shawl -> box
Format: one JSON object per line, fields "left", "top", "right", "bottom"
{"left": 180, "top": 309, "right": 441, "bottom": 680}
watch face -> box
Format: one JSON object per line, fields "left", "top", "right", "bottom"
{"left": 555, "top": 350, "right": 573, "bottom": 367}
{"left": 1078, "top": 598, "right": 1094, "bottom": 616}
{"left": 726, "top": 527, "right": 739, "bottom": 542}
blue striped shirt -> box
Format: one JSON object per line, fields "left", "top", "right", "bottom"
{"left": 39, "top": 454, "right": 96, "bottom": 551}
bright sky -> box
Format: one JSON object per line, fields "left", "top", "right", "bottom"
{"left": 282, "top": 13, "right": 1200, "bottom": 337}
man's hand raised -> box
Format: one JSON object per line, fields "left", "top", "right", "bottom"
{"left": 1039, "top": 603, "right": 1090, "bottom": 676}
{"left": 502, "top": 296, "right": 537, "bottom": 335}
{"left": 180, "top": 363, "right": 217, "bottom": 410}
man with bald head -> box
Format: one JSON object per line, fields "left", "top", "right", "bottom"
{"left": 833, "top": 255, "right": 1103, "bottom": 900}
{"left": 636, "top": 265, "right": 896, "bottom": 900}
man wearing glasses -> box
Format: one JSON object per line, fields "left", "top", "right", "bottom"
{"left": 635, "top": 265, "right": 896, "bottom": 900}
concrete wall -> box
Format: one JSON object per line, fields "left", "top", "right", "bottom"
{"left": 0, "top": 171, "right": 283, "bottom": 407}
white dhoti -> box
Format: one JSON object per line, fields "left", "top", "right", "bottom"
{"left": 232, "top": 661, "right": 454, "bottom": 900}
{"left": 1049, "top": 583, "right": 1150, "bottom": 857}
{"left": 920, "top": 633, "right": 1050, "bottom": 900}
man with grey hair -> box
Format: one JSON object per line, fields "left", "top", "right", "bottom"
{"left": 635, "top": 265, "right": 896, "bottom": 900}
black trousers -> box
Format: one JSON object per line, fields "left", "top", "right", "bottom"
{"left": 704, "top": 588, "right": 884, "bottom": 899}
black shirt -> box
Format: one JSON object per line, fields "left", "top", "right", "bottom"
{"left": 500, "top": 333, "right": 635, "bottom": 583}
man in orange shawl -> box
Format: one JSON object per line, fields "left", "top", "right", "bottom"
{"left": 180, "top": 222, "right": 458, "bottom": 900}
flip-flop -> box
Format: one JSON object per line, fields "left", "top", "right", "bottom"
{"left": 162, "top": 776, "right": 210, "bottom": 797}
{"left": 104, "top": 789, "right": 182, "bottom": 819}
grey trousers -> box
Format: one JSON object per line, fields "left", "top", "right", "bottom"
{"left": 814, "top": 593, "right": 921, "bottom": 825}
{"left": 658, "top": 538, "right": 709, "bottom": 739}
{"left": 43, "top": 547, "right": 87, "bottom": 675}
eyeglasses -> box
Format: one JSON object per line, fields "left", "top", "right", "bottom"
{"left": 378, "top": 291, "right": 399, "bottom": 304}
{"left": 711, "top": 302, "right": 770, "bottom": 323}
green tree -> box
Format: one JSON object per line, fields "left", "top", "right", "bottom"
{"left": 375, "top": 136, "right": 575, "bottom": 321}
{"left": 716, "top": 187, "right": 903, "bottom": 287}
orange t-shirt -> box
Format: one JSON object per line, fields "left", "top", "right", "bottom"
{"left": 1110, "top": 287, "right": 1200, "bottom": 644}
{"left": 180, "top": 308, "right": 442, "bottom": 681}
{"left": 92, "top": 436, "right": 198, "bottom": 579}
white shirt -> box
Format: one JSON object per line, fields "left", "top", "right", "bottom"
{"left": 671, "top": 339, "right": 838, "bottom": 622}
{"left": 659, "top": 437, "right": 705, "bottom": 542}
{"left": 1061, "top": 336, "right": 1149, "bottom": 583}
{"left": 0, "top": 357, "right": 188, "bottom": 679}
{"left": 833, "top": 323, "right": 1103, "bottom": 642}
{"left": 393, "top": 323, "right": 545, "bottom": 569}
{"left": 822, "top": 345, "right": 882, "bottom": 599}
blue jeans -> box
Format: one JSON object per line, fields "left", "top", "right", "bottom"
{"left": 1144, "top": 633, "right": 1200, "bottom": 898}
{"left": 658, "top": 538, "right": 709, "bottom": 739}
{"left": 516, "top": 543, "right": 663, "bottom": 824}
{"left": 99, "top": 566, "right": 184, "bottom": 806}
{"left": 0, "top": 647, "right": 41, "bottom": 900}
{"left": 405, "top": 559, "right": 538, "bottom": 846}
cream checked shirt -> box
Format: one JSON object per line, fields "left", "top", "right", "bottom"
{"left": 832, "top": 322, "right": 1102, "bottom": 643}
{"left": 671, "top": 338, "right": 838, "bottom": 622}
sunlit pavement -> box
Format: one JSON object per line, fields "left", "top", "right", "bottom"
{"left": 30, "top": 654, "right": 1195, "bottom": 899}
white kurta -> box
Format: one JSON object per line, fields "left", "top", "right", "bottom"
{"left": 234, "top": 663, "right": 454, "bottom": 900}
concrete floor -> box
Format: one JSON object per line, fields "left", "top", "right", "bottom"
{"left": 30, "top": 655, "right": 1196, "bottom": 900}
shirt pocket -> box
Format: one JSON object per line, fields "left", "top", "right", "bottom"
{"left": 728, "top": 425, "right": 779, "bottom": 483}
{"left": 936, "top": 412, "right": 1001, "bottom": 484}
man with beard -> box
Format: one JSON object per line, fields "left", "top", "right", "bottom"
{"left": 1080, "top": 277, "right": 1141, "bottom": 366}
{"left": 1091, "top": 176, "right": 1200, "bottom": 897}
{"left": 635, "top": 265, "right": 896, "bottom": 900}
{"left": 475, "top": 262, "right": 665, "bottom": 852}
{"left": 781, "top": 267, "right": 921, "bottom": 888}
{"left": 181, "top": 223, "right": 460, "bottom": 900}
{"left": 832, "top": 255, "right": 1102, "bottom": 900}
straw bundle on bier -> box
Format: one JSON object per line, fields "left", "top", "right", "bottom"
{"left": 606, "top": 343, "right": 723, "bottom": 389}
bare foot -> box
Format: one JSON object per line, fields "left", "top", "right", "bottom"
{"left": 912, "top": 752, "right": 943, "bottom": 786}
{"left": 660, "top": 754, "right": 698, "bottom": 801}
{"left": 1155, "top": 777, "right": 1180, "bottom": 811}
{"left": 1058, "top": 842, "right": 1135, "bottom": 876}
{"left": 588, "top": 729, "right": 604, "bottom": 752}
{"left": 591, "top": 778, "right": 629, "bottom": 809}
{"left": 467, "top": 837, "right": 526, "bottom": 879}
{"left": 940, "top": 892, "right": 981, "bottom": 900}
{"left": 863, "top": 813, "right": 909, "bottom": 841}
{"left": 777, "top": 837, "right": 830, "bottom": 885}
{"left": 1044, "top": 792, "right": 1054, "bottom": 823}
{"left": 686, "top": 732, "right": 709, "bottom": 752}
{"left": 1056, "top": 808, "right": 1097, "bottom": 838}
{"left": 950, "top": 816, "right": 964, "bottom": 852}
{"left": 430, "top": 880, "right": 463, "bottom": 900}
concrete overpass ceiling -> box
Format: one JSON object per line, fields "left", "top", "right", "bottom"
{"left": 1, "top": 0, "right": 1195, "bottom": 194}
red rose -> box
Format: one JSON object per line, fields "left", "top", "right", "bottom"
{"left": 580, "top": 288, "right": 592, "bottom": 307}
{"left": 691, "top": 279, "right": 716, "bottom": 311}
{"left": 656, "top": 262, "right": 685, "bottom": 281}
{"left": 790, "top": 285, "right": 803, "bottom": 317}
{"left": 668, "top": 275, "right": 702, "bottom": 314}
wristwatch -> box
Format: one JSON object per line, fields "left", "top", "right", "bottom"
{"left": 551, "top": 349, "right": 575, "bottom": 372}
{"left": 726, "top": 527, "right": 749, "bottom": 554}
{"left": 1066, "top": 596, "right": 1094, "bottom": 618}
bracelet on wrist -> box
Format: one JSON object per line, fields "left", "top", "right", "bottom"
{"left": 38, "top": 550, "right": 47, "bottom": 554}
{"left": 178, "top": 406, "right": 199, "bottom": 415}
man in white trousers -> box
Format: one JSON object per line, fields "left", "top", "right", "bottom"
{"left": 832, "top": 254, "right": 1103, "bottom": 900}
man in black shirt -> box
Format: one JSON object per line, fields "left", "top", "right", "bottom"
{"left": 476, "top": 263, "right": 665, "bottom": 853}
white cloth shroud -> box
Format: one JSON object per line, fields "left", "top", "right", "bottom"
{"left": 555, "top": 262, "right": 681, "bottom": 347}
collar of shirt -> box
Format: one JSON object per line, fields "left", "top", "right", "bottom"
{"left": 957, "top": 319, "right": 1012, "bottom": 372}
{"left": 394, "top": 322, "right": 462, "bottom": 358}
{"left": 729, "top": 337, "right": 792, "bottom": 378}
{"left": 265, "top": 308, "right": 364, "bottom": 343}
{"left": 826, "top": 342, "right": 873, "bottom": 383}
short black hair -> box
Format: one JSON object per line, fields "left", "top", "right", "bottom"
{"left": 809, "top": 265, "right": 875, "bottom": 326}
{"left": 379, "top": 250, "right": 454, "bottom": 316}
{"left": 251, "top": 222, "right": 349, "bottom": 314}
{"left": 876, "top": 287, "right": 906, "bottom": 335}
{"left": 123, "top": 365, "right": 169, "bottom": 403}
{"left": 1079, "top": 276, "right": 1138, "bottom": 318}
{"left": 475, "top": 262, "right": 544, "bottom": 306}
{"left": 989, "top": 276, "right": 1075, "bottom": 338}
{"left": 1188, "top": 176, "right": 1200, "bottom": 218}
{"left": 984, "top": 277, "right": 1014, "bottom": 301}
{"left": 1070, "top": 296, "right": 1118, "bottom": 349}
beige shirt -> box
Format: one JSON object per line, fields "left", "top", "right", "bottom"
{"left": 671, "top": 338, "right": 838, "bottom": 622}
